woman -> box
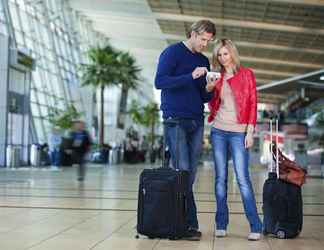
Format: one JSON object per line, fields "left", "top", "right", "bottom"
{"left": 206, "top": 38, "right": 262, "bottom": 241}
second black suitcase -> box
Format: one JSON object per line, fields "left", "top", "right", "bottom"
{"left": 262, "top": 119, "right": 303, "bottom": 239}
{"left": 263, "top": 172, "right": 303, "bottom": 239}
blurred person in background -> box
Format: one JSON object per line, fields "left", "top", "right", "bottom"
{"left": 70, "top": 121, "right": 92, "bottom": 181}
{"left": 48, "top": 127, "right": 62, "bottom": 168}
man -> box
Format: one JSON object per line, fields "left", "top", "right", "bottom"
{"left": 70, "top": 121, "right": 92, "bottom": 181}
{"left": 155, "top": 20, "right": 216, "bottom": 240}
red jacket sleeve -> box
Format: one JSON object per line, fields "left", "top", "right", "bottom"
{"left": 208, "top": 94, "right": 217, "bottom": 123}
{"left": 247, "top": 69, "right": 257, "bottom": 127}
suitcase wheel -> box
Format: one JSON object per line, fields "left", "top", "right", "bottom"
{"left": 276, "top": 229, "right": 286, "bottom": 239}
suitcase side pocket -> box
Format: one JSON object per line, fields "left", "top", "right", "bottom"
{"left": 140, "top": 178, "right": 173, "bottom": 237}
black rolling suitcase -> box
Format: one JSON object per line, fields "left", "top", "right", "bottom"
{"left": 263, "top": 119, "right": 303, "bottom": 239}
{"left": 136, "top": 120, "right": 189, "bottom": 239}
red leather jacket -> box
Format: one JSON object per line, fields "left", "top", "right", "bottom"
{"left": 208, "top": 66, "right": 257, "bottom": 126}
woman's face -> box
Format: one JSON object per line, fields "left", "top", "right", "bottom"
{"left": 217, "top": 46, "right": 233, "bottom": 68}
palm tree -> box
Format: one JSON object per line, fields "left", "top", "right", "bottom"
{"left": 80, "top": 45, "right": 120, "bottom": 146}
{"left": 117, "top": 52, "right": 141, "bottom": 129}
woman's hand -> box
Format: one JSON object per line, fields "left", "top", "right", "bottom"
{"left": 206, "top": 80, "right": 217, "bottom": 92}
{"left": 245, "top": 132, "right": 254, "bottom": 148}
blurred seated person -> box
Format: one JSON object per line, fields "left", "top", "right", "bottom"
{"left": 48, "top": 127, "right": 62, "bottom": 167}
{"left": 140, "top": 136, "right": 149, "bottom": 162}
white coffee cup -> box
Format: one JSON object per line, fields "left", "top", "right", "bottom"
{"left": 206, "top": 71, "right": 221, "bottom": 82}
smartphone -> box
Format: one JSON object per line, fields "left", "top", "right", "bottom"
{"left": 206, "top": 72, "right": 221, "bottom": 82}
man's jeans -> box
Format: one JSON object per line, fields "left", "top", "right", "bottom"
{"left": 210, "top": 128, "right": 262, "bottom": 233}
{"left": 164, "top": 118, "right": 204, "bottom": 230}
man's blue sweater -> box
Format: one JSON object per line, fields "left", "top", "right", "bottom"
{"left": 155, "top": 42, "right": 213, "bottom": 120}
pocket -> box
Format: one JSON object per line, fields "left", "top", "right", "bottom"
{"left": 164, "top": 118, "right": 179, "bottom": 127}
{"left": 142, "top": 179, "right": 173, "bottom": 235}
{"left": 210, "top": 127, "right": 218, "bottom": 134}
{"left": 179, "top": 119, "right": 197, "bottom": 132}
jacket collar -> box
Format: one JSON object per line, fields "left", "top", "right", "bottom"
{"left": 222, "top": 66, "right": 245, "bottom": 84}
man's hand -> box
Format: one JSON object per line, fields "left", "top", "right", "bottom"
{"left": 192, "top": 67, "right": 208, "bottom": 79}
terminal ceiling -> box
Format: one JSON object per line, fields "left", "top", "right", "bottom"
{"left": 70, "top": 0, "right": 324, "bottom": 106}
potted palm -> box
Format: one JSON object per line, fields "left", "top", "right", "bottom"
{"left": 128, "top": 101, "right": 160, "bottom": 163}
{"left": 48, "top": 104, "right": 81, "bottom": 130}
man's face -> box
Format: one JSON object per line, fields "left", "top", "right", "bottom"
{"left": 192, "top": 31, "right": 214, "bottom": 53}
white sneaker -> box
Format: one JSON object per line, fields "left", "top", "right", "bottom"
{"left": 248, "top": 232, "right": 261, "bottom": 241}
{"left": 215, "top": 229, "right": 227, "bottom": 237}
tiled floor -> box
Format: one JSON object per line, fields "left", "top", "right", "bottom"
{"left": 0, "top": 162, "right": 323, "bottom": 250}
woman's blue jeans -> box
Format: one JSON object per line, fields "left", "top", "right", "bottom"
{"left": 210, "top": 128, "right": 262, "bottom": 233}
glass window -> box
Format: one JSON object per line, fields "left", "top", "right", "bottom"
{"left": 25, "top": 36, "right": 34, "bottom": 50}
{"left": 0, "top": 1, "right": 4, "bottom": 16}
{"left": 19, "top": 10, "right": 29, "bottom": 32}
{"left": 42, "top": 119, "right": 51, "bottom": 134}
{"left": 8, "top": 2, "right": 20, "bottom": 29}
{"left": 0, "top": 3, "right": 8, "bottom": 36}
{"left": 39, "top": 104, "right": 48, "bottom": 117}
{"left": 51, "top": 75, "right": 63, "bottom": 97}
{"left": 30, "top": 102, "right": 40, "bottom": 117}
{"left": 37, "top": 92, "right": 48, "bottom": 105}
{"left": 15, "top": 30, "right": 24, "bottom": 44}
{"left": 6, "top": 0, "right": 101, "bottom": 143}
{"left": 30, "top": 90, "right": 37, "bottom": 102}
{"left": 0, "top": 21, "right": 8, "bottom": 36}
{"left": 33, "top": 118, "right": 45, "bottom": 142}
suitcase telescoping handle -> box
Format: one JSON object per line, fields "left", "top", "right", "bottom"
{"left": 270, "top": 119, "right": 273, "bottom": 172}
{"left": 162, "top": 121, "right": 167, "bottom": 168}
{"left": 269, "top": 118, "right": 279, "bottom": 178}
{"left": 162, "top": 119, "right": 180, "bottom": 170}
{"left": 275, "top": 119, "right": 279, "bottom": 179}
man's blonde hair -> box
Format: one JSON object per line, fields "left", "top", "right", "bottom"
{"left": 187, "top": 20, "right": 216, "bottom": 39}
{"left": 212, "top": 38, "right": 240, "bottom": 73}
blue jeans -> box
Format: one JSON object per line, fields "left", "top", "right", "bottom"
{"left": 165, "top": 118, "right": 204, "bottom": 230}
{"left": 50, "top": 149, "right": 60, "bottom": 166}
{"left": 210, "top": 128, "right": 262, "bottom": 233}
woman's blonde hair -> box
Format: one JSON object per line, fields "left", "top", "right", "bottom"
{"left": 211, "top": 38, "right": 240, "bottom": 73}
